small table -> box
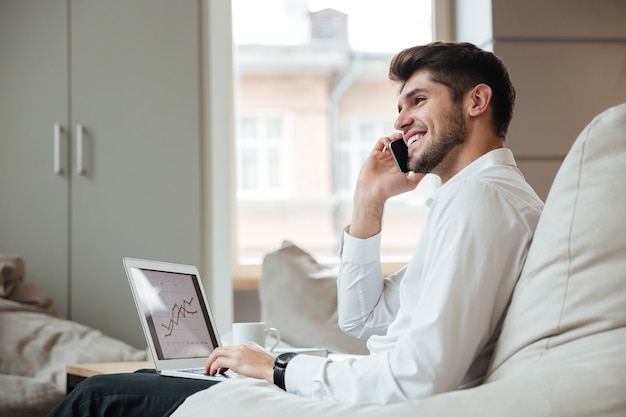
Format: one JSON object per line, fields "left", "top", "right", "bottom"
{"left": 66, "top": 361, "right": 153, "bottom": 394}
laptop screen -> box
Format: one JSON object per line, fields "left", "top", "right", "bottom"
{"left": 127, "top": 266, "right": 219, "bottom": 360}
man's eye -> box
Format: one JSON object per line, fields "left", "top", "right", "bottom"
{"left": 416, "top": 97, "right": 426, "bottom": 104}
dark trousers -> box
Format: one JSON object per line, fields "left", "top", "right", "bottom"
{"left": 47, "top": 369, "right": 218, "bottom": 417}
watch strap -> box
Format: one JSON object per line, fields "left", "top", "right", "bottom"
{"left": 273, "top": 352, "right": 298, "bottom": 390}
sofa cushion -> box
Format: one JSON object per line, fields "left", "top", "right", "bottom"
{"left": 173, "top": 328, "right": 626, "bottom": 417}
{"left": 487, "top": 103, "right": 626, "bottom": 379}
{"left": 260, "top": 241, "right": 368, "bottom": 354}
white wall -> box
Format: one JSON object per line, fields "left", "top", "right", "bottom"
{"left": 456, "top": 0, "right": 626, "bottom": 200}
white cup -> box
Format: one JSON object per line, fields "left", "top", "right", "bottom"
{"left": 231, "top": 322, "right": 281, "bottom": 352}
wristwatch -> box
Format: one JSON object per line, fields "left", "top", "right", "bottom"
{"left": 273, "top": 352, "right": 298, "bottom": 390}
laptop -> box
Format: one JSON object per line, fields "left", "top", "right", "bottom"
{"left": 123, "top": 257, "right": 237, "bottom": 381}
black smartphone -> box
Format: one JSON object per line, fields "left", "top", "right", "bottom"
{"left": 390, "top": 138, "right": 410, "bottom": 173}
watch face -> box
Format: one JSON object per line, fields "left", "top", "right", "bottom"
{"left": 276, "top": 352, "right": 298, "bottom": 367}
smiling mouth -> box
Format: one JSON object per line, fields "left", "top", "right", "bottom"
{"left": 407, "top": 132, "right": 425, "bottom": 145}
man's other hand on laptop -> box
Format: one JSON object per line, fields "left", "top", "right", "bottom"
{"left": 205, "top": 342, "right": 274, "bottom": 383}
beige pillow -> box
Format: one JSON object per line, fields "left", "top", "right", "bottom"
{"left": 0, "top": 254, "right": 60, "bottom": 316}
{"left": 489, "top": 103, "right": 626, "bottom": 376}
{"left": 260, "top": 241, "right": 368, "bottom": 354}
{"left": 0, "top": 254, "right": 25, "bottom": 297}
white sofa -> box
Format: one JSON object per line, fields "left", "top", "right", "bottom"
{"left": 172, "top": 103, "right": 626, "bottom": 417}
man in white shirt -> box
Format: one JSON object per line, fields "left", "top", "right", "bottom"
{"left": 204, "top": 41, "right": 543, "bottom": 403}
{"left": 207, "top": 43, "right": 543, "bottom": 404}
{"left": 47, "top": 41, "right": 543, "bottom": 416}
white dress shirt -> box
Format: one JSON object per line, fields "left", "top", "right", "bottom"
{"left": 284, "top": 148, "right": 544, "bottom": 404}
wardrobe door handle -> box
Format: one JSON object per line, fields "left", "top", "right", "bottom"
{"left": 53, "top": 123, "right": 64, "bottom": 174}
{"left": 76, "top": 123, "right": 86, "bottom": 175}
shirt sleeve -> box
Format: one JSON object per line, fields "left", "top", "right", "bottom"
{"left": 284, "top": 179, "right": 538, "bottom": 404}
{"left": 335, "top": 229, "right": 404, "bottom": 338}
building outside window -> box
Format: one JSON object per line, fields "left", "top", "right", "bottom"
{"left": 232, "top": 0, "right": 435, "bottom": 271}
{"left": 335, "top": 118, "right": 391, "bottom": 193}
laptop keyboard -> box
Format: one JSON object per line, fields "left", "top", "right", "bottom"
{"left": 179, "top": 368, "right": 236, "bottom": 378}
{"left": 180, "top": 368, "right": 207, "bottom": 374}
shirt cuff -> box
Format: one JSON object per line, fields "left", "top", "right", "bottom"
{"left": 340, "top": 227, "right": 382, "bottom": 265}
{"left": 283, "top": 353, "right": 331, "bottom": 396}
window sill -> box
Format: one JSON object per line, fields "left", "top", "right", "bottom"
{"left": 232, "top": 261, "right": 407, "bottom": 291}
{"left": 233, "top": 276, "right": 261, "bottom": 291}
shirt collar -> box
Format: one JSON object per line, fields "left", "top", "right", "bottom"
{"left": 425, "top": 148, "right": 517, "bottom": 207}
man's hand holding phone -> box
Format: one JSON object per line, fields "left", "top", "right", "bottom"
{"left": 349, "top": 134, "right": 424, "bottom": 239}
{"left": 381, "top": 134, "right": 425, "bottom": 199}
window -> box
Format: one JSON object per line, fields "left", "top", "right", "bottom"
{"left": 336, "top": 118, "right": 396, "bottom": 193}
{"left": 232, "top": 0, "right": 439, "bottom": 276}
{"left": 237, "top": 114, "right": 291, "bottom": 200}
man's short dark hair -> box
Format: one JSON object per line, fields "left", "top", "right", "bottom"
{"left": 389, "top": 41, "right": 515, "bottom": 139}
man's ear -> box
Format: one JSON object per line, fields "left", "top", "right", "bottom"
{"left": 467, "top": 83, "right": 492, "bottom": 117}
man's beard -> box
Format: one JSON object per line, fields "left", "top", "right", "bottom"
{"left": 408, "top": 104, "right": 467, "bottom": 174}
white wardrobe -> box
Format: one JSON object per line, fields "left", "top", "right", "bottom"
{"left": 0, "top": 0, "right": 203, "bottom": 348}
